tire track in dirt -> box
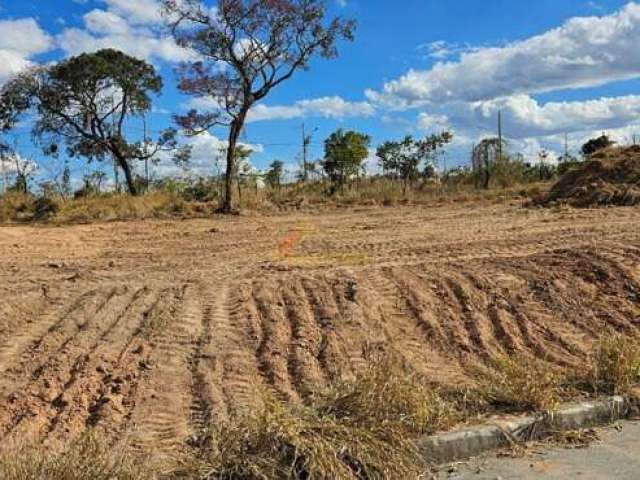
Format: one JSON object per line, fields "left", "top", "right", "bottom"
{"left": 253, "top": 282, "right": 299, "bottom": 402}
{"left": 364, "top": 269, "right": 467, "bottom": 381}
{"left": 0, "top": 287, "right": 111, "bottom": 404}
{"left": 42, "top": 287, "right": 156, "bottom": 445}
{"left": 187, "top": 282, "right": 227, "bottom": 444}
{"left": 210, "top": 282, "right": 263, "bottom": 416}
{"left": 129, "top": 284, "right": 201, "bottom": 455}
{"left": 281, "top": 279, "right": 328, "bottom": 400}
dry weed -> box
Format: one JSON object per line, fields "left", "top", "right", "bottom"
{"left": 474, "top": 354, "right": 562, "bottom": 412}
{"left": 584, "top": 333, "right": 640, "bottom": 396}
{"left": 0, "top": 432, "right": 152, "bottom": 480}
{"left": 320, "top": 354, "right": 458, "bottom": 435}
{"left": 182, "top": 393, "right": 423, "bottom": 480}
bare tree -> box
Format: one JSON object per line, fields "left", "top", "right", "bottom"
{"left": 472, "top": 138, "right": 503, "bottom": 190}
{"left": 163, "top": 0, "right": 355, "bottom": 213}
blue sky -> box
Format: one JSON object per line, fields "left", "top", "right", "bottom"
{"left": 1, "top": 0, "right": 640, "bottom": 184}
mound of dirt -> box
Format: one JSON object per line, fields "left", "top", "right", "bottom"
{"left": 541, "top": 146, "right": 640, "bottom": 207}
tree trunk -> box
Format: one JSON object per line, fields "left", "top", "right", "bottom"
{"left": 114, "top": 152, "right": 138, "bottom": 196}
{"left": 483, "top": 158, "right": 491, "bottom": 190}
{"left": 220, "top": 108, "right": 249, "bottom": 214}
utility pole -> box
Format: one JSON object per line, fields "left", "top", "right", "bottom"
{"left": 564, "top": 133, "right": 569, "bottom": 159}
{"left": 497, "top": 109, "right": 503, "bottom": 161}
{"left": 143, "top": 114, "right": 149, "bottom": 193}
{"left": 301, "top": 123, "right": 309, "bottom": 182}
{"left": 0, "top": 151, "right": 6, "bottom": 195}
{"left": 301, "top": 123, "right": 316, "bottom": 182}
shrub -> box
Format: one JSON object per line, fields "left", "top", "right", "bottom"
{"left": 33, "top": 195, "right": 60, "bottom": 220}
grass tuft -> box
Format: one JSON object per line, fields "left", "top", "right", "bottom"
{"left": 584, "top": 333, "right": 640, "bottom": 396}
{"left": 183, "top": 392, "right": 423, "bottom": 480}
{"left": 320, "top": 354, "right": 457, "bottom": 435}
{"left": 474, "top": 354, "right": 562, "bottom": 412}
{"left": 0, "top": 432, "right": 151, "bottom": 480}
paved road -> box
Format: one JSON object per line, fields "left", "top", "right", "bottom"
{"left": 435, "top": 422, "right": 640, "bottom": 480}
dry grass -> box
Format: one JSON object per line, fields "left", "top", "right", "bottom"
{"left": 320, "top": 355, "right": 458, "bottom": 435}
{"left": 0, "top": 191, "right": 216, "bottom": 224}
{"left": 0, "top": 192, "right": 33, "bottom": 222}
{"left": 3, "top": 340, "right": 640, "bottom": 479}
{"left": 182, "top": 394, "right": 423, "bottom": 480}
{"left": 178, "top": 356, "right": 456, "bottom": 479}
{"left": 0, "top": 432, "right": 152, "bottom": 480}
{"left": 0, "top": 179, "right": 548, "bottom": 224}
{"left": 54, "top": 192, "right": 210, "bottom": 223}
{"left": 583, "top": 333, "right": 640, "bottom": 396}
{"left": 474, "top": 354, "right": 563, "bottom": 412}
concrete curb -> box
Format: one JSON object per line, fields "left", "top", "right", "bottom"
{"left": 418, "top": 396, "right": 628, "bottom": 464}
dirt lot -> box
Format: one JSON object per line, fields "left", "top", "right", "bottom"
{"left": 1, "top": 201, "right": 639, "bottom": 459}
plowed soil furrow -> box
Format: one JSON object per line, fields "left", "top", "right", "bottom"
{"left": 0, "top": 286, "right": 139, "bottom": 445}
{"left": 43, "top": 287, "right": 156, "bottom": 444}
{"left": 205, "top": 283, "right": 263, "bottom": 417}
{"left": 364, "top": 271, "right": 459, "bottom": 379}
{"left": 253, "top": 283, "right": 299, "bottom": 402}
{"left": 281, "top": 279, "right": 328, "bottom": 400}
{"left": 299, "top": 278, "right": 352, "bottom": 382}
{"left": 1, "top": 203, "right": 640, "bottom": 459}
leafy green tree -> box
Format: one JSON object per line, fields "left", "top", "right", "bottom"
{"left": 421, "top": 132, "right": 454, "bottom": 175}
{"left": 581, "top": 134, "right": 615, "bottom": 157}
{"left": 377, "top": 136, "right": 417, "bottom": 186}
{"left": 377, "top": 132, "right": 452, "bottom": 192}
{"left": 0, "top": 49, "right": 186, "bottom": 196}
{"left": 163, "top": 0, "right": 356, "bottom": 213}
{"left": 323, "top": 129, "right": 370, "bottom": 190}
{"left": 265, "top": 160, "right": 284, "bottom": 189}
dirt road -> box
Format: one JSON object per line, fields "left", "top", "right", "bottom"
{"left": 1, "top": 201, "right": 639, "bottom": 457}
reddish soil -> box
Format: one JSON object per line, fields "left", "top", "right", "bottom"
{"left": 0, "top": 202, "right": 639, "bottom": 459}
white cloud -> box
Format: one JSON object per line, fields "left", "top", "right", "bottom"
{"left": 153, "top": 132, "right": 264, "bottom": 178}
{"left": 420, "top": 94, "right": 640, "bottom": 139}
{"left": 367, "top": 2, "right": 640, "bottom": 108}
{"left": 417, "top": 112, "right": 450, "bottom": 131}
{"left": 185, "top": 96, "right": 375, "bottom": 122}
{"left": 0, "top": 18, "right": 53, "bottom": 56}
{"left": 59, "top": 27, "right": 194, "bottom": 64}
{"left": 102, "top": 0, "right": 164, "bottom": 25}
{"left": 0, "top": 18, "right": 53, "bottom": 83}
{"left": 58, "top": 3, "right": 195, "bottom": 64}
{"left": 418, "top": 40, "right": 478, "bottom": 60}
{"left": 84, "top": 9, "right": 132, "bottom": 35}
